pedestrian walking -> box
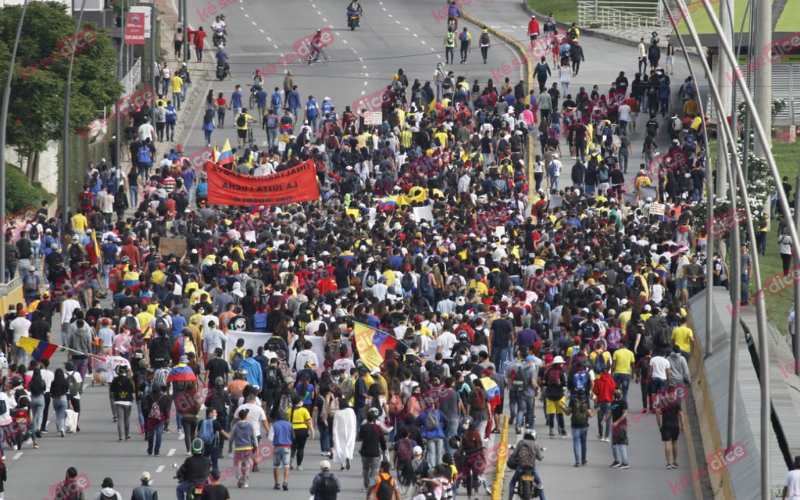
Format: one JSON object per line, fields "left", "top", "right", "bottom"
{"left": 310, "top": 460, "right": 341, "bottom": 500}
{"left": 131, "top": 472, "right": 157, "bottom": 500}
{"left": 560, "top": 389, "right": 597, "bottom": 467}
{"left": 202, "top": 111, "right": 215, "bottom": 147}
{"left": 603, "top": 387, "right": 630, "bottom": 469}
{"left": 459, "top": 27, "right": 471, "bottom": 63}
{"left": 479, "top": 29, "right": 490, "bottom": 63}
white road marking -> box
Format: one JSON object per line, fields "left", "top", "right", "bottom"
{"left": 167, "top": 449, "right": 176, "bottom": 457}
{"left": 260, "top": 29, "right": 264, "bottom": 33}
{"left": 274, "top": 45, "right": 279, "bottom": 49}
{"left": 421, "top": 41, "right": 426, "bottom": 44}
{"left": 363, "top": 65, "right": 367, "bottom": 69}
{"left": 365, "top": 73, "right": 369, "bottom": 77}
{"left": 405, "top": 27, "right": 409, "bottom": 31}
{"left": 396, "top": 20, "right": 400, "bottom": 24}
{"left": 267, "top": 37, "right": 272, "bottom": 42}
{"left": 388, "top": 14, "right": 393, "bottom": 17}
{"left": 343, "top": 40, "right": 348, "bottom": 44}
{"left": 244, "top": 13, "right": 249, "bottom": 17}
{"left": 252, "top": 21, "right": 257, "bottom": 25}
{"left": 361, "top": 91, "right": 366, "bottom": 95}
{"left": 156, "top": 466, "right": 165, "bottom": 473}
{"left": 413, "top": 34, "right": 418, "bottom": 37}
{"left": 364, "top": 82, "right": 368, "bottom": 86}
{"left": 12, "top": 452, "right": 22, "bottom": 460}
{"left": 359, "top": 57, "right": 363, "bottom": 61}
{"left": 322, "top": 18, "right": 327, "bottom": 22}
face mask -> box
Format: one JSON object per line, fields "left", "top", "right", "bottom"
{"left": 462, "top": 424, "right": 469, "bottom": 430}
{"left": 614, "top": 393, "right": 622, "bottom": 400}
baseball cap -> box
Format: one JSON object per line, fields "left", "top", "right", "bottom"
{"left": 525, "top": 356, "right": 536, "bottom": 362}
{"left": 413, "top": 446, "right": 423, "bottom": 455}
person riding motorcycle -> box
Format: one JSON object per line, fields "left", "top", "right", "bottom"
{"left": 447, "top": 1, "right": 460, "bottom": 30}
{"left": 347, "top": 0, "right": 363, "bottom": 23}
{"left": 211, "top": 15, "right": 227, "bottom": 45}
{"left": 176, "top": 438, "right": 211, "bottom": 499}
{"left": 507, "top": 431, "right": 546, "bottom": 500}
{"left": 215, "top": 46, "right": 232, "bottom": 79}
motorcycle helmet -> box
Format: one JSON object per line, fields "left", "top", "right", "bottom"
{"left": 116, "top": 365, "right": 128, "bottom": 376}
{"left": 191, "top": 438, "right": 204, "bottom": 455}
{"left": 367, "top": 407, "right": 381, "bottom": 420}
{"left": 458, "top": 331, "right": 469, "bottom": 342}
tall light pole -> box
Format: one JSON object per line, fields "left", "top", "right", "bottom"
{"left": 61, "top": 0, "right": 90, "bottom": 236}
{"left": 115, "top": 0, "right": 128, "bottom": 188}
{"left": 0, "top": 0, "right": 30, "bottom": 284}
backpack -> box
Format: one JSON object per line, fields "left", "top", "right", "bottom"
{"left": 473, "top": 389, "right": 485, "bottom": 409}
{"left": 646, "top": 120, "right": 658, "bottom": 134}
{"left": 267, "top": 115, "right": 279, "bottom": 129}
{"left": 100, "top": 492, "right": 116, "bottom": 500}
{"left": 546, "top": 368, "right": 561, "bottom": 388}
{"left": 397, "top": 437, "right": 414, "bottom": 463}
{"left": 593, "top": 352, "right": 607, "bottom": 374}
{"left": 535, "top": 63, "right": 548, "bottom": 77}
{"left": 425, "top": 410, "right": 440, "bottom": 431}
{"left": 154, "top": 367, "right": 169, "bottom": 388}
{"left": 155, "top": 316, "right": 169, "bottom": 335}
{"left": 199, "top": 417, "right": 218, "bottom": 447}
{"left": 460, "top": 31, "right": 469, "bottom": 41}
{"left": 365, "top": 272, "right": 378, "bottom": 288}
{"left": 254, "top": 312, "right": 268, "bottom": 331}
{"left": 341, "top": 377, "right": 355, "bottom": 400}
{"left": 571, "top": 399, "right": 589, "bottom": 427}
{"left": 544, "top": 20, "right": 555, "bottom": 31}
{"left": 265, "top": 365, "right": 280, "bottom": 388}
{"left": 0, "top": 398, "right": 6, "bottom": 416}
{"left": 401, "top": 273, "right": 414, "bottom": 291}
{"left": 325, "top": 341, "right": 342, "bottom": 361}
{"left": 638, "top": 332, "right": 654, "bottom": 356}
{"left": 420, "top": 273, "right": 432, "bottom": 293}
{"left": 446, "top": 33, "right": 455, "bottom": 45}
{"left": 671, "top": 116, "right": 682, "bottom": 132}
{"left": 68, "top": 373, "right": 81, "bottom": 397}
{"left": 480, "top": 32, "right": 490, "bottom": 44}
{"left": 655, "top": 319, "right": 671, "bottom": 347}
{"left": 376, "top": 475, "right": 395, "bottom": 500}
{"left": 516, "top": 440, "right": 535, "bottom": 467}
{"left": 266, "top": 337, "right": 282, "bottom": 353}
{"left": 598, "top": 165, "right": 609, "bottom": 182}
{"left": 147, "top": 395, "right": 163, "bottom": 421}
{"left": 231, "top": 348, "right": 244, "bottom": 370}
{"left": 388, "top": 393, "right": 404, "bottom": 415}
{"left": 511, "top": 365, "right": 527, "bottom": 393}
{"left": 237, "top": 113, "right": 247, "bottom": 127}
{"left": 24, "top": 274, "right": 38, "bottom": 292}
{"left": 548, "top": 160, "right": 558, "bottom": 176}
{"left": 442, "top": 78, "right": 452, "bottom": 90}
{"left": 319, "top": 473, "right": 339, "bottom": 500}
{"left": 684, "top": 82, "right": 694, "bottom": 97}
{"left": 572, "top": 370, "right": 588, "bottom": 391}
{"left": 137, "top": 146, "right": 152, "bottom": 163}
{"left": 327, "top": 135, "right": 339, "bottom": 149}
{"left": 29, "top": 224, "right": 39, "bottom": 240}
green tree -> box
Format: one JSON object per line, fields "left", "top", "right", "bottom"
{"left": 0, "top": 2, "right": 123, "bottom": 157}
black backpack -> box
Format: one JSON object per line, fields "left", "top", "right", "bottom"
{"left": 150, "top": 335, "right": 172, "bottom": 364}
{"left": 265, "top": 365, "right": 280, "bottom": 388}
{"left": 237, "top": 113, "right": 247, "bottom": 127}
{"left": 480, "top": 32, "right": 489, "bottom": 45}
{"left": 401, "top": 273, "right": 414, "bottom": 291}
{"left": 638, "top": 332, "right": 654, "bottom": 356}
{"left": 29, "top": 224, "right": 39, "bottom": 240}
{"left": 125, "top": 315, "right": 139, "bottom": 332}
{"left": 655, "top": 319, "right": 671, "bottom": 347}
{"left": 319, "top": 473, "right": 338, "bottom": 500}
{"left": 155, "top": 316, "right": 169, "bottom": 336}
{"left": 376, "top": 475, "right": 394, "bottom": 500}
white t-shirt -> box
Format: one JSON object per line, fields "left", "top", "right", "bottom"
{"left": 65, "top": 371, "right": 82, "bottom": 399}
{"left": 785, "top": 470, "right": 800, "bottom": 500}
{"left": 9, "top": 317, "right": 31, "bottom": 343}
{"left": 41, "top": 369, "right": 55, "bottom": 392}
{"left": 618, "top": 104, "right": 632, "bottom": 122}
{"left": 238, "top": 402, "right": 267, "bottom": 438}
{"left": 0, "top": 392, "right": 12, "bottom": 425}
{"left": 437, "top": 331, "right": 457, "bottom": 358}
{"left": 650, "top": 356, "right": 671, "bottom": 380}
{"left": 138, "top": 123, "right": 155, "bottom": 142}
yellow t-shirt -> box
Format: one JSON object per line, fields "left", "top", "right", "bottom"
{"left": 612, "top": 348, "right": 635, "bottom": 375}
{"left": 618, "top": 310, "right": 632, "bottom": 329}
{"left": 136, "top": 311, "right": 155, "bottom": 330}
{"left": 672, "top": 326, "right": 693, "bottom": 352}
{"left": 72, "top": 214, "right": 88, "bottom": 231}
{"left": 236, "top": 113, "right": 255, "bottom": 131}
{"left": 170, "top": 75, "right": 183, "bottom": 94}
{"left": 435, "top": 131, "right": 449, "bottom": 147}
{"left": 289, "top": 406, "right": 312, "bottom": 429}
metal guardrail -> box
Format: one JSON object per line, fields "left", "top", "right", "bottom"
{"left": 578, "top": 1, "right": 672, "bottom": 31}
{"left": 121, "top": 57, "right": 142, "bottom": 96}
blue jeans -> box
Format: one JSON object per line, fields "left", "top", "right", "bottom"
{"left": 319, "top": 422, "right": 331, "bottom": 453}
{"left": 176, "top": 481, "right": 195, "bottom": 500}
{"left": 516, "top": 394, "right": 535, "bottom": 429}
{"left": 162, "top": 78, "right": 169, "bottom": 96}
{"left": 53, "top": 396, "right": 68, "bottom": 432}
{"left": 445, "top": 417, "right": 459, "bottom": 455}
{"left": 491, "top": 347, "right": 512, "bottom": 374}
{"left": 139, "top": 162, "right": 152, "bottom": 180}
{"left": 741, "top": 274, "right": 750, "bottom": 305}
{"left": 552, "top": 175, "right": 560, "bottom": 190}
{"left": 612, "top": 443, "right": 628, "bottom": 463}
{"left": 267, "top": 128, "right": 278, "bottom": 148}
{"left": 308, "top": 115, "right": 318, "bottom": 133}
{"left": 508, "top": 468, "right": 546, "bottom": 500}
{"left": 137, "top": 399, "right": 145, "bottom": 431}
{"left": 650, "top": 378, "right": 668, "bottom": 409}
{"left": 693, "top": 188, "right": 701, "bottom": 202}
{"left": 147, "top": 421, "right": 163, "bottom": 454}
{"left": 596, "top": 402, "right": 611, "bottom": 438}
{"left": 572, "top": 426, "right": 588, "bottom": 462}
{"left": 427, "top": 437, "right": 443, "bottom": 467}
{"left": 613, "top": 373, "right": 631, "bottom": 401}
{"left": 129, "top": 185, "right": 139, "bottom": 206}
{"left": 173, "top": 91, "right": 182, "bottom": 110}
{"left": 73, "top": 357, "right": 89, "bottom": 385}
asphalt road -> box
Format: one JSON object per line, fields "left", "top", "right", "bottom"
{"left": 7, "top": 0, "right": 697, "bottom": 498}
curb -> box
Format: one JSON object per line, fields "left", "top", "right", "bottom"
{"left": 491, "top": 415, "right": 509, "bottom": 500}
{"left": 462, "top": 12, "right": 536, "bottom": 183}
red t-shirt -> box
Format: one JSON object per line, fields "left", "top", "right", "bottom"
{"left": 193, "top": 29, "right": 207, "bottom": 48}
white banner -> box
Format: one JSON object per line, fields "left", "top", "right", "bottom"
{"left": 225, "top": 331, "right": 351, "bottom": 375}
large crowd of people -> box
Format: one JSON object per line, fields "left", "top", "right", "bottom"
{"left": 0, "top": 5, "right": 730, "bottom": 500}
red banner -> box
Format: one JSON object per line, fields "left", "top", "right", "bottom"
{"left": 206, "top": 159, "right": 320, "bottom": 206}
{"left": 125, "top": 12, "right": 146, "bottom": 45}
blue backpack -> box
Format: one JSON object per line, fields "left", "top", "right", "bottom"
{"left": 137, "top": 146, "right": 152, "bottom": 163}
{"left": 572, "top": 370, "right": 588, "bottom": 391}
{"left": 199, "top": 418, "right": 217, "bottom": 447}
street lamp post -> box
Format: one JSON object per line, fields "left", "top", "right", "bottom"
{"left": 0, "top": 0, "right": 30, "bottom": 284}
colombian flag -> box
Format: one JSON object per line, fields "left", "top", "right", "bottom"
{"left": 377, "top": 196, "right": 398, "bottom": 211}
{"left": 353, "top": 322, "right": 398, "bottom": 370}
{"left": 17, "top": 337, "right": 58, "bottom": 361}
{"left": 480, "top": 376, "right": 501, "bottom": 406}
{"left": 166, "top": 364, "right": 197, "bottom": 384}
{"left": 217, "top": 139, "right": 234, "bottom": 166}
